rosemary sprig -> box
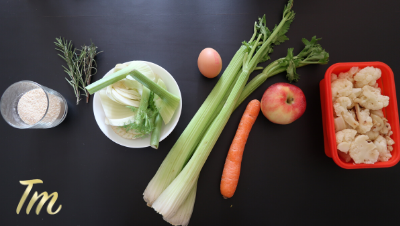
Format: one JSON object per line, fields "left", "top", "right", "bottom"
{"left": 55, "top": 37, "right": 101, "bottom": 104}
{"left": 81, "top": 42, "right": 102, "bottom": 103}
{"left": 55, "top": 38, "right": 84, "bottom": 104}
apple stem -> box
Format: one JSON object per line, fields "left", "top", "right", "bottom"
{"left": 286, "top": 97, "right": 294, "bottom": 104}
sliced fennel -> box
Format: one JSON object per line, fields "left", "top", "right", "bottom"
{"left": 113, "top": 80, "right": 142, "bottom": 98}
{"left": 106, "top": 84, "right": 140, "bottom": 107}
{"left": 114, "top": 87, "right": 140, "bottom": 101}
{"left": 99, "top": 90, "right": 136, "bottom": 126}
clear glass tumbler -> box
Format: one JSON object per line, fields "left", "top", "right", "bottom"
{"left": 0, "top": 81, "right": 68, "bottom": 129}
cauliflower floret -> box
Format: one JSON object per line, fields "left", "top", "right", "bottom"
{"left": 331, "top": 79, "right": 353, "bottom": 101}
{"left": 366, "top": 130, "right": 380, "bottom": 141}
{"left": 335, "top": 97, "right": 353, "bottom": 110}
{"left": 354, "top": 85, "right": 389, "bottom": 110}
{"left": 354, "top": 66, "right": 382, "bottom": 88}
{"left": 348, "top": 88, "right": 362, "bottom": 99}
{"left": 331, "top": 73, "right": 338, "bottom": 82}
{"left": 336, "top": 129, "right": 357, "bottom": 153}
{"left": 336, "top": 129, "right": 358, "bottom": 143}
{"left": 355, "top": 104, "right": 373, "bottom": 134}
{"left": 349, "top": 135, "right": 379, "bottom": 164}
{"left": 338, "top": 67, "right": 359, "bottom": 83}
{"left": 374, "top": 135, "right": 391, "bottom": 162}
{"left": 334, "top": 97, "right": 359, "bottom": 129}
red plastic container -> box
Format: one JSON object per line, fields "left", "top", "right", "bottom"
{"left": 320, "top": 62, "right": 400, "bottom": 169}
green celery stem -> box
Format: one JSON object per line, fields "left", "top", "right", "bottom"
{"left": 235, "top": 61, "right": 309, "bottom": 109}
{"left": 85, "top": 64, "right": 136, "bottom": 94}
{"left": 136, "top": 87, "right": 151, "bottom": 125}
{"left": 151, "top": 114, "right": 163, "bottom": 149}
{"left": 235, "top": 61, "right": 278, "bottom": 108}
{"left": 130, "top": 70, "right": 181, "bottom": 104}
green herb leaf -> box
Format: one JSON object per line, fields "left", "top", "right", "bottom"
{"left": 55, "top": 37, "right": 101, "bottom": 104}
{"left": 284, "top": 48, "right": 300, "bottom": 82}
{"left": 126, "top": 106, "right": 138, "bottom": 113}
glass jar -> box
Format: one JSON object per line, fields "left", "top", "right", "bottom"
{"left": 0, "top": 81, "right": 68, "bottom": 129}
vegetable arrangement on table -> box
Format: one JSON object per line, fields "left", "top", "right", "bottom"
{"left": 2, "top": 1, "right": 400, "bottom": 225}
{"left": 142, "top": 1, "right": 330, "bottom": 225}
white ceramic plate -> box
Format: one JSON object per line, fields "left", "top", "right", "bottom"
{"left": 93, "top": 61, "right": 182, "bottom": 148}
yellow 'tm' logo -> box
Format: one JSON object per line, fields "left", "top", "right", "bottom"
{"left": 16, "top": 179, "right": 62, "bottom": 215}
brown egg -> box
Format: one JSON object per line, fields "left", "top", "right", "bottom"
{"left": 197, "top": 48, "right": 222, "bottom": 78}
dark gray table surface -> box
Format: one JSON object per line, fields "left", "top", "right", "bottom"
{"left": 1, "top": 0, "right": 400, "bottom": 225}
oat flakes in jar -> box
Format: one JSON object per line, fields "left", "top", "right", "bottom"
{"left": 0, "top": 81, "right": 68, "bottom": 129}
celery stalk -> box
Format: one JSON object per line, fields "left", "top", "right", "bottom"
{"left": 135, "top": 86, "right": 151, "bottom": 126}
{"left": 86, "top": 64, "right": 136, "bottom": 94}
{"left": 151, "top": 79, "right": 168, "bottom": 149}
{"left": 150, "top": 114, "right": 163, "bottom": 149}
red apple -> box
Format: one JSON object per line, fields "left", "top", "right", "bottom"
{"left": 261, "top": 83, "right": 306, "bottom": 125}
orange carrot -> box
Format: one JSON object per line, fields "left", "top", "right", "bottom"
{"left": 220, "top": 99, "right": 261, "bottom": 199}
